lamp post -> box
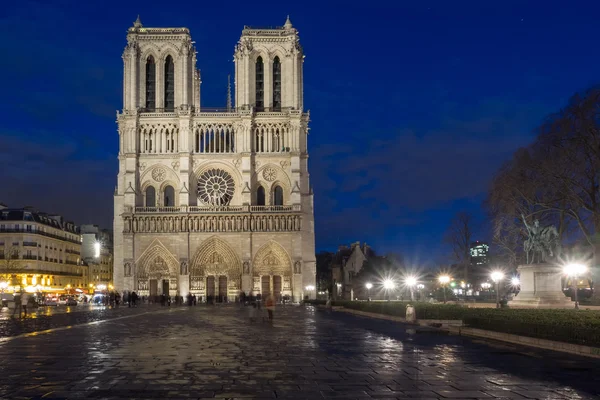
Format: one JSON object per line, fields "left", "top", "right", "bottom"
{"left": 563, "top": 263, "right": 587, "bottom": 310}
{"left": 365, "top": 282, "right": 372, "bottom": 301}
{"left": 405, "top": 276, "right": 417, "bottom": 301}
{"left": 491, "top": 271, "right": 504, "bottom": 309}
{"left": 383, "top": 279, "right": 395, "bottom": 301}
{"left": 305, "top": 285, "right": 315, "bottom": 300}
{"left": 438, "top": 275, "right": 450, "bottom": 303}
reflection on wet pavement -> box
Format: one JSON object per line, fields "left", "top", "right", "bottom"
{"left": 0, "top": 304, "right": 598, "bottom": 399}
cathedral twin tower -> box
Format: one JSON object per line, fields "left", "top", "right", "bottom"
{"left": 113, "top": 17, "right": 316, "bottom": 302}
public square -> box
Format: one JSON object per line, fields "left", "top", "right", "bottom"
{"left": 0, "top": 304, "right": 598, "bottom": 400}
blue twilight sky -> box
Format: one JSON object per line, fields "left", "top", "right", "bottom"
{"left": 1, "top": 0, "right": 599, "bottom": 264}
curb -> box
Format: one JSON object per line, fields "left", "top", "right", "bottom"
{"left": 449, "top": 326, "right": 600, "bottom": 359}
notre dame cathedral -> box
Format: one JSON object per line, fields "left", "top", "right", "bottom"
{"left": 113, "top": 16, "right": 316, "bottom": 302}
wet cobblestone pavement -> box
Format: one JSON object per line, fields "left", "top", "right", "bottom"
{"left": 0, "top": 305, "right": 598, "bottom": 399}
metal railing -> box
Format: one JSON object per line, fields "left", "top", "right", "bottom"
{"left": 133, "top": 205, "right": 301, "bottom": 214}
{"left": 0, "top": 228, "right": 81, "bottom": 245}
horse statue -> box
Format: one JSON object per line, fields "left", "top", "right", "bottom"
{"left": 522, "top": 215, "right": 561, "bottom": 264}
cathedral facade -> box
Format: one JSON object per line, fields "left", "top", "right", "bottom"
{"left": 113, "top": 17, "right": 316, "bottom": 302}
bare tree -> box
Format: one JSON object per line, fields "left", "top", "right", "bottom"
{"left": 488, "top": 86, "right": 600, "bottom": 297}
{"left": 444, "top": 211, "right": 475, "bottom": 282}
{"left": 0, "top": 245, "right": 21, "bottom": 284}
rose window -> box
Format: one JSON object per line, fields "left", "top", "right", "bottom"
{"left": 262, "top": 167, "right": 277, "bottom": 182}
{"left": 197, "top": 169, "right": 235, "bottom": 205}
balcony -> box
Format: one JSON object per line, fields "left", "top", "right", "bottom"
{"left": 133, "top": 205, "right": 301, "bottom": 214}
{"left": 65, "top": 249, "right": 81, "bottom": 255}
{"left": 23, "top": 242, "right": 38, "bottom": 247}
{"left": 22, "top": 255, "right": 37, "bottom": 260}
{"left": 0, "top": 228, "right": 81, "bottom": 245}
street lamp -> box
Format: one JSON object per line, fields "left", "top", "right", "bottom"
{"left": 511, "top": 277, "right": 520, "bottom": 286}
{"left": 491, "top": 271, "right": 504, "bottom": 309}
{"left": 365, "top": 282, "right": 373, "bottom": 301}
{"left": 563, "top": 263, "right": 587, "bottom": 310}
{"left": 438, "top": 275, "right": 450, "bottom": 303}
{"left": 305, "top": 285, "right": 315, "bottom": 300}
{"left": 383, "top": 279, "right": 395, "bottom": 301}
{"left": 405, "top": 276, "right": 417, "bottom": 301}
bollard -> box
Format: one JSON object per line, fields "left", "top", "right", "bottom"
{"left": 406, "top": 304, "right": 416, "bottom": 323}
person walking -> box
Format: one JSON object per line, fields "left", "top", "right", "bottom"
{"left": 265, "top": 294, "right": 275, "bottom": 323}
{"left": 20, "top": 292, "right": 29, "bottom": 318}
{"left": 12, "top": 292, "right": 22, "bottom": 318}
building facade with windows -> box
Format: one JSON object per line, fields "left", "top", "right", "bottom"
{"left": 81, "top": 224, "right": 114, "bottom": 290}
{"left": 113, "top": 17, "right": 316, "bottom": 301}
{"left": 0, "top": 206, "right": 85, "bottom": 292}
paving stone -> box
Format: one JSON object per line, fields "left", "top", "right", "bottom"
{"left": 0, "top": 304, "right": 598, "bottom": 399}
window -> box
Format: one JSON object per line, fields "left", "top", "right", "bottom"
{"left": 26, "top": 225, "right": 32, "bottom": 232}
{"left": 145, "top": 186, "right": 156, "bottom": 207}
{"left": 273, "top": 185, "right": 284, "bottom": 206}
{"left": 145, "top": 56, "right": 156, "bottom": 111}
{"left": 164, "top": 55, "right": 175, "bottom": 111}
{"left": 164, "top": 185, "right": 175, "bottom": 207}
{"left": 255, "top": 56, "right": 264, "bottom": 111}
{"left": 272, "top": 56, "right": 281, "bottom": 111}
{"left": 257, "top": 186, "right": 265, "bottom": 206}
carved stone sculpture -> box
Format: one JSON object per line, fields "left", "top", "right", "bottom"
{"left": 294, "top": 261, "right": 302, "bottom": 274}
{"left": 522, "top": 215, "right": 561, "bottom": 264}
{"left": 180, "top": 260, "right": 189, "bottom": 275}
{"left": 124, "top": 262, "right": 132, "bottom": 277}
{"left": 243, "top": 261, "right": 250, "bottom": 274}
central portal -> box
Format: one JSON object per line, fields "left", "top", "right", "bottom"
{"left": 218, "top": 276, "right": 227, "bottom": 302}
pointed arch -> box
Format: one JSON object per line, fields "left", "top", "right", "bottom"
{"left": 164, "top": 55, "right": 175, "bottom": 111}
{"left": 252, "top": 241, "right": 293, "bottom": 277}
{"left": 190, "top": 236, "right": 242, "bottom": 278}
{"left": 135, "top": 240, "right": 179, "bottom": 279}
{"left": 256, "top": 185, "right": 266, "bottom": 206}
{"left": 255, "top": 56, "right": 264, "bottom": 111}
{"left": 145, "top": 55, "right": 156, "bottom": 111}
{"left": 272, "top": 56, "right": 281, "bottom": 111}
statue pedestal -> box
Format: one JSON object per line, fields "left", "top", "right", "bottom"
{"left": 509, "top": 264, "right": 573, "bottom": 309}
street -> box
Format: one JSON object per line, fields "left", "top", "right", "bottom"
{"left": 0, "top": 304, "right": 598, "bottom": 399}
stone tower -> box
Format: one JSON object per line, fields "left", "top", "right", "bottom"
{"left": 113, "top": 17, "right": 316, "bottom": 302}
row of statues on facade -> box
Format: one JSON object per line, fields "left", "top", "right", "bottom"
{"left": 123, "top": 259, "right": 303, "bottom": 277}
{"left": 124, "top": 214, "right": 302, "bottom": 233}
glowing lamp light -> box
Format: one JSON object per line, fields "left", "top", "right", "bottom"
{"left": 305, "top": 285, "right": 315, "bottom": 291}
{"left": 405, "top": 276, "right": 417, "bottom": 287}
{"left": 491, "top": 271, "right": 504, "bottom": 283}
{"left": 365, "top": 282, "right": 373, "bottom": 290}
{"left": 383, "top": 279, "right": 396, "bottom": 290}
{"left": 511, "top": 277, "right": 520, "bottom": 286}
{"left": 0, "top": 281, "right": 8, "bottom": 290}
{"left": 94, "top": 242, "right": 101, "bottom": 258}
{"left": 564, "top": 263, "right": 587, "bottom": 277}
{"left": 438, "top": 275, "right": 451, "bottom": 284}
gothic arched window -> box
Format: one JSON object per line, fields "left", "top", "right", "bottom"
{"left": 255, "top": 56, "right": 264, "bottom": 111}
{"left": 145, "top": 186, "right": 156, "bottom": 207}
{"left": 164, "top": 55, "right": 175, "bottom": 111}
{"left": 145, "top": 56, "right": 156, "bottom": 111}
{"left": 272, "top": 56, "right": 281, "bottom": 111}
{"left": 257, "top": 186, "right": 265, "bottom": 206}
{"left": 273, "top": 185, "right": 283, "bottom": 206}
{"left": 164, "top": 185, "right": 175, "bottom": 207}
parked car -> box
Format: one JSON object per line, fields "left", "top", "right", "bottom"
{"left": 65, "top": 298, "right": 77, "bottom": 306}
{"left": 44, "top": 297, "right": 58, "bottom": 306}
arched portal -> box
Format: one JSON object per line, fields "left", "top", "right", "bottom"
{"left": 252, "top": 241, "right": 293, "bottom": 301}
{"left": 135, "top": 242, "right": 179, "bottom": 298}
{"left": 190, "top": 237, "right": 242, "bottom": 303}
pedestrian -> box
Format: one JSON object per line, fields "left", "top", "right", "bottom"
{"left": 248, "top": 302, "right": 258, "bottom": 323}
{"left": 265, "top": 294, "right": 275, "bottom": 323}
{"left": 21, "top": 292, "right": 29, "bottom": 318}
{"left": 11, "top": 292, "right": 22, "bottom": 318}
